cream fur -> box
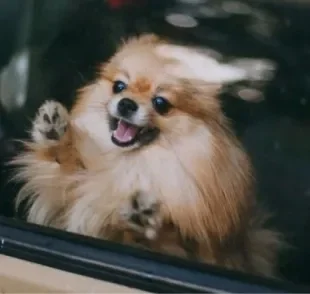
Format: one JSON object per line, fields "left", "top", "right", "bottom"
{"left": 10, "top": 34, "right": 283, "bottom": 278}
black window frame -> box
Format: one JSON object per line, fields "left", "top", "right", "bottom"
{"left": 0, "top": 217, "right": 307, "bottom": 293}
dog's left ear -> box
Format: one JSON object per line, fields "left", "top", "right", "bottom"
{"left": 155, "top": 44, "right": 276, "bottom": 86}
{"left": 155, "top": 44, "right": 246, "bottom": 84}
{"left": 179, "top": 78, "right": 221, "bottom": 97}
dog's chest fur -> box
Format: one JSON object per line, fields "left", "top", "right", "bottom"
{"left": 67, "top": 121, "right": 212, "bottom": 237}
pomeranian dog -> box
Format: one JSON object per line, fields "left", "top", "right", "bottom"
{"left": 11, "top": 34, "right": 282, "bottom": 277}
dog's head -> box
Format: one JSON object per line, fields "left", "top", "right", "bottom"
{"left": 72, "top": 34, "right": 234, "bottom": 152}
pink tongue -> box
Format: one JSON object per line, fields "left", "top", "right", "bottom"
{"left": 113, "top": 120, "right": 139, "bottom": 143}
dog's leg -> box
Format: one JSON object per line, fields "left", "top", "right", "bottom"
{"left": 11, "top": 100, "right": 70, "bottom": 227}
{"left": 120, "top": 191, "right": 162, "bottom": 240}
{"left": 31, "top": 100, "right": 69, "bottom": 145}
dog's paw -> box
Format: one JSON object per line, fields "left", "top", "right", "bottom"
{"left": 31, "top": 100, "right": 69, "bottom": 144}
{"left": 120, "top": 191, "right": 162, "bottom": 240}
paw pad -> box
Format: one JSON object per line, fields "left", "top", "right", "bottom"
{"left": 31, "top": 100, "right": 69, "bottom": 144}
{"left": 120, "top": 191, "right": 162, "bottom": 240}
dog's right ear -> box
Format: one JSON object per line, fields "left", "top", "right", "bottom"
{"left": 136, "top": 33, "right": 162, "bottom": 45}
{"left": 122, "top": 33, "right": 164, "bottom": 49}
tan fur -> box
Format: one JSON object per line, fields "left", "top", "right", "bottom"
{"left": 11, "top": 34, "right": 283, "bottom": 278}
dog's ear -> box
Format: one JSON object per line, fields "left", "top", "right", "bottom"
{"left": 155, "top": 44, "right": 276, "bottom": 86}
{"left": 155, "top": 44, "right": 245, "bottom": 84}
{"left": 123, "top": 33, "right": 163, "bottom": 48}
{"left": 136, "top": 33, "right": 162, "bottom": 45}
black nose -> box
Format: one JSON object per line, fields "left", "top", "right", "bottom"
{"left": 117, "top": 98, "right": 138, "bottom": 117}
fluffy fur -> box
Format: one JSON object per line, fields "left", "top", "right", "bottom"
{"left": 11, "top": 34, "right": 282, "bottom": 277}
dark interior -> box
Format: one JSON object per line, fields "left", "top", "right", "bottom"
{"left": 1, "top": 0, "right": 310, "bottom": 288}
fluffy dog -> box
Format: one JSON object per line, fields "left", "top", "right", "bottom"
{"left": 11, "top": 34, "right": 282, "bottom": 277}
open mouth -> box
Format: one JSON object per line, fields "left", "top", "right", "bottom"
{"left": 109, "top": 116, "right": 159, "bottom": 148}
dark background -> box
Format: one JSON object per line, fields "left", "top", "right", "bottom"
{"left": 1, "top": 0, "right": 310, "bottom": 287}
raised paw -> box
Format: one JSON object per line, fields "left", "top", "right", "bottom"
{"left": 31, "top": 100, "right": 69, "bottom": 144}
{"left": 120, "top": 191, "right": 162, "bottom": 240}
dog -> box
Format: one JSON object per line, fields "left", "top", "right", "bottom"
{"left": 11, "top": 34, "right": 282, "bottom": 277}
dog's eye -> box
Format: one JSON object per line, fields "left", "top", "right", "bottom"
{"left": 152, "top": 96, "right": 172, "bottom": 115}
{"left": 113, "top": 80, "right": 127, "bottom": 94}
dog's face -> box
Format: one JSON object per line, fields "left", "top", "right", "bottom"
{"left": 73, "top": 35, "right": 222, "bottom": 152}
{"left": 104, "top": 45, "right": 168, "bottom": 149}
